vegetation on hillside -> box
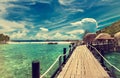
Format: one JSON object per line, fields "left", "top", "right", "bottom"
{"left": 0, "top": 34, "right": 10, "bottom": 43}
{"left": 96, "top": 21, "right": 120, "bottom": 36}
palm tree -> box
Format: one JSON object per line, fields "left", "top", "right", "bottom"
{"left": 5, "top": 35, "right": 10, "bottom": 41}
{"left": 0, "top": 34, "right": 10, "bottom": 43}
{"left": 0, "top": 34, "right": 4, "bottom": 41}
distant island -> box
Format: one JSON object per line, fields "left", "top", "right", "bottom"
{"left": 0, "top": 34, "right": 10, "bottom": 44}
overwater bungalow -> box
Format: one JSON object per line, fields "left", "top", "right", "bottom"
{"left": 94, "top": 33, "right": 115, "bottom": 52}
{"left": 114, "top": 32, "right": 120, "bottom": 51}
{"left": 83, "top": 33, "right": 97, "bottom": 44}
{"left": 114, "top": 32, "right": 120, "bottom": 46}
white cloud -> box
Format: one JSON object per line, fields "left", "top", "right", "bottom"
{"left": 23, "top": 0, "right": 52, "bottom": 5}
{"left": 71, "top": 18, "right": 97, "bottom": 26}
{"left": 34, "top": 31, "right": 79, "bottom": 40}
{"left": 35, "top": 33, "right": 49, "bottom": 39}
{"left": 66, "top": 30, "right": 84, "bottom": 35}
{"left": 53, "top": 32, "right": 80, "bottom": 40}
{"left": 38, "top": 0, "right": 52, "bottom": 4}
{"left": 10, "top": 29, "right": 29, "bottom": 39}
{"left": 0, "top": 0, "right": 16, "bottom": 17}
{"left": 58, "top": 0, "right": 75, "bottom": 5}
{"left": 82, "top": 18, "right": 97, "bottom": 23}
{"left": 0, "top": 19, "right": 26, "bottom": 33}
{"left": 71, "top": 18, "right": 98, "bottom": 32}
{"left": 0, "top": 19, "right": 25, "bottom": 28}
{"left": 40, "top": 27, "right": 49, "bottom": 32}
{"left": 43, "top": 18, "right": 98, "bottom": 40}
{"left": 0, "top": 29, "right": 15, "bottom": 33}
{"left": 0, "top": 4, "right": 8, "bottom": 17}
{"left": 101, "top": 0, "right": 112, "bottom": 2}
{"left": 0, "top": 19, "right": 33, "bottom": 39}
{"left": 71, "top": 21, "right": 82, "bottom": 26}
{"left": 52, "top": 32, "right": 77, "bottom": 40}
{"left": 0, "top": 0, "right": 30, "bottom": 18}
{"left": 0, "top": 0, "right": 17, "bottom": 2}
{"left": 65, "top": 8, "right": 84, "bottom": 13}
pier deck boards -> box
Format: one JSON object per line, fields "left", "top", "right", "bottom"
{"left": 57, "top": 45, "right": 110, "bottom": 78}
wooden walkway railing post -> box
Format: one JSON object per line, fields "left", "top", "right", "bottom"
{"left": 69, "top": 45, "right": 71, "bottom": 54}
{"left": 32, "top": 61, "right": 40, "bottom": 78}
{"left": 63, "top": 48, "right": 66, "bottom": 64}
{"left": 59, "top": 56, "right": 62, "bottom": 71}
{"left": 71, "top": 43, "right": 75, "bottom": 52}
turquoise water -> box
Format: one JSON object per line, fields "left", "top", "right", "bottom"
{"left": 0, "top": 43, "right": 70, "bottom": 78}
{"left": 105, "top": 52, "right": 120, "bottom": 78}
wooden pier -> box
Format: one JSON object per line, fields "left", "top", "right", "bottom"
{"left": 57, "top": 45, "right": 110, "bottom": 78}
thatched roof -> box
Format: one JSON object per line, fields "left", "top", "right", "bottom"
{"left": 95, "top": 33, "right": 114, "bottom": 40}
{"left": 83, "top": 33, "right": 96, "bottom": 42}
{"left": 114, "top": 32, "right": 120, "bottom": 39}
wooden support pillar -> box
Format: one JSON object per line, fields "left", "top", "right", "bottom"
{"left": 100, "top": 49, "right": 105, "bottom": 67}
{"left": 89, "top": 43, "right": 92, "bottom": 51}
{"left": 63, "top": 48, "right": 66, "bottom": 64}
{"left": 32, "top": 61, "right": 40, "bottom": 78}
{"left": 107, "top": 40, "right": 109, "bottom": 52}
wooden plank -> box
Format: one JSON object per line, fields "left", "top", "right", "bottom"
{"left": 83, "top": 46, "right": 93, "bottom": 78}
{"left": 76, "top": 48, "right": 82, "bottom": 76}
{"left": 70, "top": 50, "right": 79, "bottom": 78}
{"left": 85, "top": 46, "right": 109, "bottom": 77}
{"left": 84, "top": 46, "right": 99, "bottom": 77}
{"left": 57, "top": 45, "right": 110, "bottom": 78}
{"left": 57, "top": 55, "right": 73, "bottom": 78}
{"left": 85, "top": 45, "right": 104, "bottom": 77}
{"left": 63, "top": 48, "right": 78, "bottom": 78}
{"left": 57, "top": 48, "right": 77, "bottom": 78}
{"left": 84, "top": 45, "right": 110, "bottom": 78}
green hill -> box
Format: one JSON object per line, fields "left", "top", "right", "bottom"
{"left": 97, "top": 21, "right": 120, "bottom": 36}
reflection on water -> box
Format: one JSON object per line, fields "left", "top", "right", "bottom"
{"left": 0, "top": 43, "right": 69, "bottom": 78}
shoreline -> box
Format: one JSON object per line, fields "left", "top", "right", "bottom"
{"left": 7, "top": 41, "right": 72, "bottom": 44}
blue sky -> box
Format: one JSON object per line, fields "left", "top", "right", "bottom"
{"left": 0, "top": 0, "right": 120, "bottom": 40}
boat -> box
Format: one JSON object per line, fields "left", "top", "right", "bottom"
{"left": 48, "top": 42, "right": 58, "bottom": 44}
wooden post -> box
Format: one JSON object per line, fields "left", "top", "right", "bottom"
{"left": 63, "top": 48, "right": 66, "bottom": 64}
{"left": 69, "top": 45, "right": 71, "bottom": 55}
{"left": 59, "top": 56, "right": 62, "bottom": 71}
{"left": 71, "top": 43, "right": 75, "bottom": 51}
{"left": 32, "top": 61, "right": 40, "bottom": 78}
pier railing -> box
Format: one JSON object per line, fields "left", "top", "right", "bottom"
{"left": 87, "top": 44, "right": 120, "bottom": 78}
{"left": 32, "top": 43, "right": 77, "bottom": 78}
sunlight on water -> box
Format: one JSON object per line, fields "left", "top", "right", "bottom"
{"left": 0, "top": 43, "right": 69, "bottom": 78}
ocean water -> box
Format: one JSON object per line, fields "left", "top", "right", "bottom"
{"left": 105, "top": 52, "right": 120, "bottom": 78}
{"left": 0, "top": 43, "right": 70, "bottom": 78}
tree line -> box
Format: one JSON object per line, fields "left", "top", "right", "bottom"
{"left": 0, "top": 34, "right": 10, "bottom": 43}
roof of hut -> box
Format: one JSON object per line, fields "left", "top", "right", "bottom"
{"left": 114, "top": 32, "right": 120, "bottom": 39}
{"left": 83, "top": 33, "right": 96, "bottom": 42}
{"left": 95, "top": 33, "right": 114, "bottom": 40}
